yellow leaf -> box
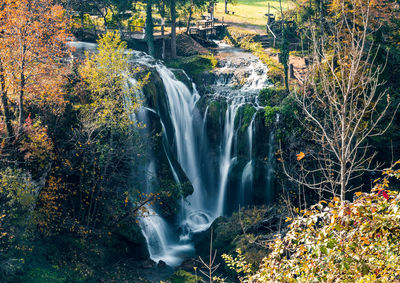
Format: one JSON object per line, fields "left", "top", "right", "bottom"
{"left": 297, "top": 152, "right": 306, "bottom": 161}
{"left": 355, "top": 192, "right": 363, "bottom": 197}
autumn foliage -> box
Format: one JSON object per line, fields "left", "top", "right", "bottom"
{"left": 0, "top": 0, "right": 70, "bottom": 144}
{"left": 224, "top": 163, "right": 400, "bottom": 282}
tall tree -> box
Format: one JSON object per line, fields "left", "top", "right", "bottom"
{"left": 279, "top": 25, "right": 290, "bottom": 91}
{"left": 184, "top": 0, "right": 209, "bottom": 34}
{"left": 0, "top": 0, "right": 69, "bottom": 143}
{"left": 224, "top": 0, "right": 236, "bottom": 14}
{"left": 169, "top": 0, "right": 177, "bottom": 58}
{"left": 78, "top": 31, "right": 144, "bottom": 228}
{"left": 282, "top": 0, "right": 398, "bottom": 200}
{"left": 146, "top": 0, "right": 155, "bottom": 56}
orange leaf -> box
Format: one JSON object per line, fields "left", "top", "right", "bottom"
{"left": 297, "top": 152, "right": 306, "bottom": 161}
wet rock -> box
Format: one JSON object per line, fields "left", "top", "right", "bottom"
{"left": 171, "top": 69, "right": 193, "bottom": 92}
{"left": 141, "top": 259, "right": 156, "bottom": 269}
{"left": 192, "top": 216, "right": 236, "bottom": 259}
{"left": 157, "top": 260, "right": 167, "bottom": 269}
{"left": 107, "top": 222, "right": 150, "bottom": 261}
{"left": 178, "top": 258, "right": 198, "bottom": 271}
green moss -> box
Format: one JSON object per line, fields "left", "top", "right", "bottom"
{"left": 169, "top": 270, "right": 200, "bottom": 283}
{"left": 258, "top": 87, "right": 287, "bottom": 107}
{"left": 240, "top": 104, "right": 257, "bottom": 132}
{"left": 264, "top": 106, "right": 280, "bottom": 127}
{"left": 166, "top": 55, "right": 217, "bottom": 83}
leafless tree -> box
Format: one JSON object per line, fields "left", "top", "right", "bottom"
{"left": 282, "top": 0, "right": 398, "bottom": 201}
{"left": 197, "top": 228, "right": 221, "bottom": 283}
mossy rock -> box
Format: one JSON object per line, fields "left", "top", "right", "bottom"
{"left": 258, "top": 86, "right": 287, "bottom": 107}
{"left": 264, "top": 106, "right": 281, "bottom": 127}
{"left": 205, "top": 99, "right": 227, "bottom": 145}
{"left": 166, "top": 55, "right": 217, "bottom": 85}
{"left": 169, "top": 270, "right": 200, "bottom": 283}
{"left": 108, "top": 222, "right": 150, "bottom": 260}
{"left": 238, "top": 104, "right": 257, "bottom": 133}
{"left": 192, "top": 216, "right": 241, "bottom": 260}
{"left": 171, "top": 69, "right": 193, "bottom": 92}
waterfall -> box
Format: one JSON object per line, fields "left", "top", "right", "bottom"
{"left": 248, "top": 113, "right": 256, "bottom": 159}
{"left": 127, "top": 41, "right": 274, "bottom": 265}
{"left": 240, "top": 113, "right": 257, "bottom": 205}
{"left": 265, "top": 114, "right": 279, "bottom": 202}
{"left": 216, "top": 101, "right": 241, "bottom": 216}
{"left": 156, "top": 67, "right": 205, "bottom": 211}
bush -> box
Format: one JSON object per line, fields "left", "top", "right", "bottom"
{"left": 224, "top": 163, "right": 400, "bottom": 282}
{"left": 169, "top": 270, "right": 200, "bottom": 283}
{"left": 258, "top": 87, "right": 287, "bottom": 107}
{"left": 264, "top": 106, "right": 280, "bottom": 127}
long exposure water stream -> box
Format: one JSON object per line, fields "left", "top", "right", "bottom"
{"left": 132, "top": 41, "right": 275, "bottom": 266}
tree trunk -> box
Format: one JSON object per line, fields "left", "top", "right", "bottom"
{"left": 17, "top": 71, "right": 25, "bottom": 140}
{"left": 225, "top": 0, "right": 228, "bottom": 14}
{"left": 284, "top": 64, "right": 289, "bottom": 91}
{"left": 186, "top": 2, "right": 193, "bottom": 34}
{"left": 340, "top": 161, "right": 346, "bottom": 201}
{"left": 146, "top": 0, "right": 155, "bottom": 56}
{"left": 340, "top": 98, "right": 347, "bottom": 201}
{"left": 0, "top": 60, "right": 13, "bottom": 140}
{"left": 170, "top": 0, "right": 177, "bottom": 59}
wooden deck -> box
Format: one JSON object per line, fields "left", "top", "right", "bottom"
{"left": 89, "top": 20, "right": 228, "bottom": 45}
{"left": 189, "top": 22, "right": 228, "bottom": 37}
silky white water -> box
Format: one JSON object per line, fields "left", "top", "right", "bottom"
{"left": 129, "top": 41, "right": 273, "bottom": 266}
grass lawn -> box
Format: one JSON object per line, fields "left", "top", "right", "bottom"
{"left": 214, "top": 0, "right": 295, "bottom": 28}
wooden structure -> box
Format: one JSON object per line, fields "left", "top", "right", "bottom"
{"left": 96, "top": 24, "right": 171, "bottom": 41}
{"left": 94, "top": 24, "right": 171, "bottom": 58}
{"left": 89, "top": 18, "right": 227, "bottom": 58}
{"left": 189, "top": 20, "right": 228, "bottom": 38}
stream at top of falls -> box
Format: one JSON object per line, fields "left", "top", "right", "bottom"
{"left": 71, "top": 40, "right": 275, "bottom": 268}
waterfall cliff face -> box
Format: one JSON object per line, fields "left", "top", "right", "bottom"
{"left": 132, "top": 42, "right": 276, "bottom": 266}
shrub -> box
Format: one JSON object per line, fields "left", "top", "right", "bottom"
{"left": 258, "top": 87, "right": 287, "bottom": 107}
{"left": 169, "top": 270, "right": 200, "bottom": 283}
{"left": 224, "top": 163, "right": 400, "bottom": 282}
{"left": 264, "top": 106, "right": 280, "bottom": 127}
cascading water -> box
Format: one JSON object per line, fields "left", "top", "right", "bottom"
{"left": 216, "top": 100, "right": 241, "bottom": 216}
{"left": 128, "top": 40, "right": 275, "bottom": 266}
{"left": 240, "top": 113, "right": 257, "bottom": 205}
{"left": 265, "top": 114, "right": 279, "bottom": 202}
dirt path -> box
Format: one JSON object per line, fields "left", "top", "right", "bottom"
{"left": 224, "top": 21, "right": 267, "bottom": 35}
{"left": 264, "top": 48, "right": 307, "bottom": 85}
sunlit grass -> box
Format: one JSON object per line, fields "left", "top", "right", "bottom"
{"left": 214, "top": 0, "right": 295, "bottom": 27}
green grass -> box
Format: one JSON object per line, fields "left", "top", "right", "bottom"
{"left": 214, "top": 0, "right": 295, "bottom": 27}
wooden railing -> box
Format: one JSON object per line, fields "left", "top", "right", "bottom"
{"left": 92, "top": 23, "right": 172, "bottom": 40}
